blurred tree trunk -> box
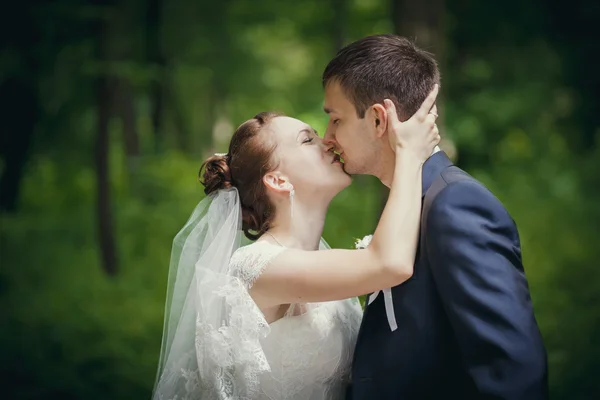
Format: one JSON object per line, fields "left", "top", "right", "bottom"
{"left": 203, "top": 0, "right": 232, "bottom": 154}
{"left": 95, "top": 6, "right": 118, "bottom": 276}
{"left": 169, "top": 82, "right": 191, "bottom": 152}
{"left": 0, "top": 4, "right": 40, "bottom": 213}
{"left": 392, "top": 0, "right": 449, "bottom": 151}
{"left": 95, "top": 77, "right": 118, "bottom": 276}
{"left": 332, "top": 0, "right": 347, "bottom": 52}
{"left": 392, "top": 0, "right": 445, "bottom": 62}
{"left": 0, "top": 78, "right": 37, "bottom": 213}
{"left": 378, "top": 0, "right": 448, "bottom": 213}
{"left": 116, "top": 79, "right": 140, "bottom": 168}
{"left": 146, "top": 0, "right": 166, "bottom": 153}
{"left": 146, "top": 0, "right": 190, "bottom": 153}
{"left": 113, "top": 0, "right": 140, "bottom": 171}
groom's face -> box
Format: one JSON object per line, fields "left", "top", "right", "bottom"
{"left": 323, "top": 81, "right": 378, "bottom": 175}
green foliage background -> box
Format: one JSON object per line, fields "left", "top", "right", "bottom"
{"left": 1, "top": 0, "right": 599, "bottom": 398}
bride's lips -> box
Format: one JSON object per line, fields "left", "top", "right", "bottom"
{"left": 331, "top": 151, "right": 344, "bottom": 164}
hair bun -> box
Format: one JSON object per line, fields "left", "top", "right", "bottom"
{"left": 200, "top": 155, "right": 233, "bottom": 195}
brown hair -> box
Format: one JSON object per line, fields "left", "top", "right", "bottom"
{"left": 322, "top": 34, "right": 440, "bottom": 121}
{"left": 200, "top": 112, "right": 282, "bottom": 240}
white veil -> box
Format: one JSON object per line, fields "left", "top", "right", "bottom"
{"left": 153, "top": 187, "right": 263, "bottom": 399}
{"left": 152, "top": 187, "right": 338, "bottom": 400}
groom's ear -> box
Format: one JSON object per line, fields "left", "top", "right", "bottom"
{"left": 371, "top": 103, "right": 388, "bottom": 138}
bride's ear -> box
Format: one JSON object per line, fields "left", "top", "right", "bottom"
{"left": 263, "top": 172, "right": 292, "bottom": 196}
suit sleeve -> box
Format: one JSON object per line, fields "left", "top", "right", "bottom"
{"left": 426, "top": 180, "right": 548, "bottom": 399}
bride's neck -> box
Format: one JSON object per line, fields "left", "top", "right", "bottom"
{"left": 266, "top": 196, "right": 329, "bottom": 251}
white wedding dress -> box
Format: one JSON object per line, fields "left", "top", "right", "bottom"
{"left": 227, "top": 241, "right": 364, "bottom": 400}
{"left": 153, "top": 190, "right": 363, "bottom": 400}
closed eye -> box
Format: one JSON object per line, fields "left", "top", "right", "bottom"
{"left": 303, "top": 138, "right": 314, "bottom": 144}
{"left": 332, "top": 119, "right": 340, "bottom": 125}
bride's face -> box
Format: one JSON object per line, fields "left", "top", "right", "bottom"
{"left": 265, "top": 116, "right": 351, "bottom": 199}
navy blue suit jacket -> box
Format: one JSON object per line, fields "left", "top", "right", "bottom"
{"left": 349, "top": 152, "right": 548, "bottom": 399}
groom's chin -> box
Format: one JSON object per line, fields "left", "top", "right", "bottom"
{"left": 341, "top": 162, "right": 353, "bottom": 176}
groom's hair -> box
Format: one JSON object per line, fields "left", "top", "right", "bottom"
{"left": 322, "top": 34, "right": 440, "bottom": 121}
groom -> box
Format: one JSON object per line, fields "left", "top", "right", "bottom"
{"left": 322, "top": 34, "right": 548, "bottom": 399}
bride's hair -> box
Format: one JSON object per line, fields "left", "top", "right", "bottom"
{"left": 200, "top": 111, "right": 282, "bottom": 240}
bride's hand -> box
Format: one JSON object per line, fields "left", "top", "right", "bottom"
{"left": 385, "top": 84, "right": 440, "bottom": 162}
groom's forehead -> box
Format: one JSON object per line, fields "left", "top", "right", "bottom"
{"left": 323, "top": 95, "right": 340, "bottom": 115}
{"left": 324, "top": 82, "right": 353, "bottom": 112}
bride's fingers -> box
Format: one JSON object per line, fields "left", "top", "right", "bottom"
{"left": 433, "top": 129, "right": 440, "bottom": 142}
{"left": 383, "top": 99, "right": 400, "bottom": 132}
{"left": 425, "top": 113, "right": 437, "bottom": 128}
{"left": 429, "top": 124, "right": 440, "bottom": 145}
{"left": 422, "top": 114, "right": 436, "bottom": 133}
{"left": 415, "top": 84, "right": 439, "bottom": 122}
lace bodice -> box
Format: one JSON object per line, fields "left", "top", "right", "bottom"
{"left": 228, "top": 241, "right": 364, "bottom": 400}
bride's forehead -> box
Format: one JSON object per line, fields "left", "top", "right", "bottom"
{"left": 269, "top": 116, "right": 309, "bottom": 137}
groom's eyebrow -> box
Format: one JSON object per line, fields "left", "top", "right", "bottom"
{"left": 323, "top": 107, "right": 332, "bottom": 114}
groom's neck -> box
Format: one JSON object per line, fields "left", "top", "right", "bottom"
{"left": 378, "top": 149, "right": 398, "bottom": 188}
{"left": 378, "top": 146, "right": 441, "bottom": 188}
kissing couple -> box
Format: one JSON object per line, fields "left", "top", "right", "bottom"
{"left": 152, "top": 34, "right": 548, "bottom": 400}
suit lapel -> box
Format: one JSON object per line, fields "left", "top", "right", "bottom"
{"left": 422, "top": 151, "right": 453, "bottom": 197}
{"left": 365, "top": 152, "right": 453, "bottom": 309}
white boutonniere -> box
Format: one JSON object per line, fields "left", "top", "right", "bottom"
{"left": 354, "top": 234, "right": 373, "bottom": 249}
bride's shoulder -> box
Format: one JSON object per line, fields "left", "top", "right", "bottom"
{"left": 229, "top": 240, "right": 282, "bottom": 265}
{"left": 229, "top": 241, "right": 285, "bottom": 288}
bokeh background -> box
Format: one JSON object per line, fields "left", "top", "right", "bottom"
{"left": 1, "top": 0, "right": 599, "bottom": 399}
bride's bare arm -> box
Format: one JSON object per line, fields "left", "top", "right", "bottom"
{"left": 251, "top": 86, "right": 440, "bottom": 306}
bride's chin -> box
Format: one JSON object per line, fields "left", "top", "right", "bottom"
{"left": 332, "top": 175, "right": 352, "bottom": 191}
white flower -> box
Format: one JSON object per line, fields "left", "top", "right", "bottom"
{"left": 354, "top": 234, "right": 373, "bottom": 249}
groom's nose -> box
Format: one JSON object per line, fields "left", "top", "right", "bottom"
{"left": 323, "top": 129, "right": 337, "bottom": 149}
{"left": 324, "top": 142, "right": 336, "bottom": 154}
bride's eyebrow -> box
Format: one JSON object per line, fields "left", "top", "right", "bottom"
{"left": 297, "top": 128, "right": 318, "bottom": 139}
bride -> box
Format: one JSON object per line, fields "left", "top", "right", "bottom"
{"left": 152, "top": 87, "right": 440, "bottom": 400}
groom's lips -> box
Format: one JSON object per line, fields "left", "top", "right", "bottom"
{"left": 331, "top": 150, "right": 344, "bottom": 164}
